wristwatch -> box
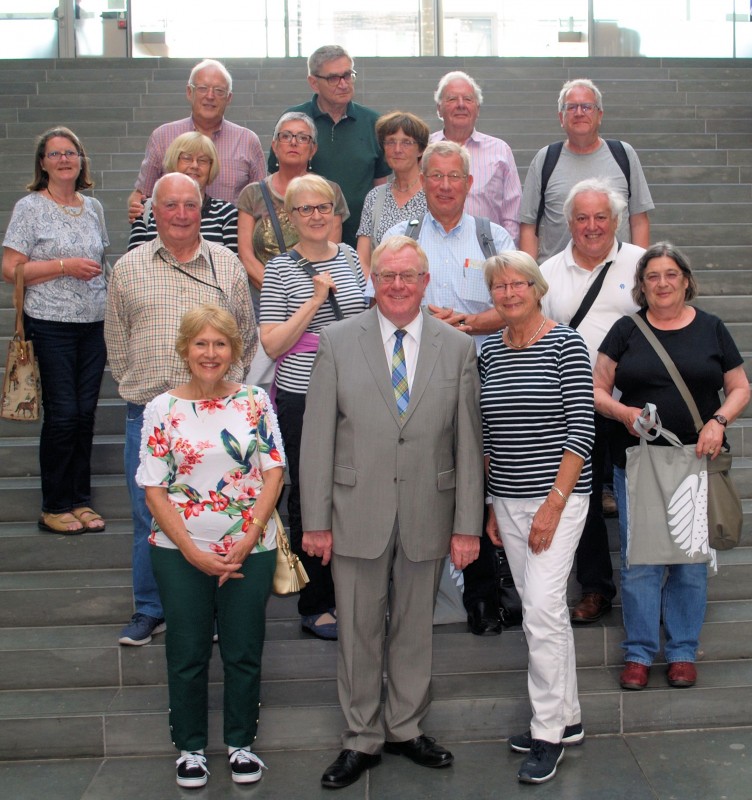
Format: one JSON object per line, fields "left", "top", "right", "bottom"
{"left": 711, "top": 414, "right": 728, "bottom": 427}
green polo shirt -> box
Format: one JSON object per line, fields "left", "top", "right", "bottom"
{"left": 268, "top": 96, "right": 391, "bottom": 247}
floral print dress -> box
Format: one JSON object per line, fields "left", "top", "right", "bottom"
{"left": 136, "top": 386, "right": 285, "bottom": 554}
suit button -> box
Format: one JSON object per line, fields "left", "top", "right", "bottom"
{"left": 398, "top": 437, "right": 404, "bottom": 443}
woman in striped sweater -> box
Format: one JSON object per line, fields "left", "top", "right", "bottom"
{"left": 479, "top": 251, "right": 595, "bottom": 786}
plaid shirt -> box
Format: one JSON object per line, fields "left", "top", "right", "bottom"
{"left": 134, "top": 116, "right": 266, "bottom": 204}
{"left": 105, "top": 236, "right": 256, "bottom": 405}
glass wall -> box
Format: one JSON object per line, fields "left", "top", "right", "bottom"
{"left": 1, "top": 0, "right": 751, "bottom": 59}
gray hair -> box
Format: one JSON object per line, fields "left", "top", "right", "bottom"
{"left": 434, "top": 71, "right": 483, "bottom": 106}
{"left": 372, "top": 236, "right": 429, "bottom": 274}
{"left": 420, "top": 140, "right": 471, "bottom": 177}
{"left": 188, "top": 59, "right": 232, "bottom": 93}
{"left": 273, "top": 111, "right": 317, "bottom": 144}
{"left": 153, "top": 172, "right": 202, "bottom": 206}
{"left": 484, "top": 251, "right": 549, "bottom": 305}
{"left": 633, "top": 242, "right": 698, "bottom": 309}
{"left": 308, "top": 45, "right": 352, "bottom": 77}
{"left": 558, "top": 78, "right": 603, "bottom": 113}
{"left": 563, "top": 178, "right": 627, "bottom": 227}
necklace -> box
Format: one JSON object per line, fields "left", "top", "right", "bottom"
{"left": 392, "top": 176, "right": 420, "bottom": 194}
{"left": 505, "top": 316, "right": 547, "bottom": 349}
{"left": 47, "top": 188, "right": 84, "bottom": 217}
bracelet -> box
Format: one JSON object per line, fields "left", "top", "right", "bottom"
{"left": 485, "top": 495, "right": 493, "bottom": 506}
{"left": 550, "top": 486, "right": 568, "bottom": 504}
{"left": 59, "top": 259, "right": 65, "bottom": 274}
{"left": 250, "top": 516, "right": 267, "bottom": 531}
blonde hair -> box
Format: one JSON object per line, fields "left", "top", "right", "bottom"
{"left": 175, "top": 304, "right": 243, "bottom": 363}
{"left": 483, "top": 251, "right": 549, "bottom": 304}
{"left": 284, "top": 174, "right": 335, "bottom": 213}
{"left": 163, "top": 132, "right": 219, "bottom": 185}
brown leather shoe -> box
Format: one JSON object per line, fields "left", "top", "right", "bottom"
{"left": 602, "top": 490, "right": 618, "bottom": 517}
{"left": 667, "top": 661, "right": 697, "bottom": 688}
{"left": 571, "top": 593, "right": 612, "bottom": 624}
{"left": 620, "top": 661, "right": 649, "bottom": 690}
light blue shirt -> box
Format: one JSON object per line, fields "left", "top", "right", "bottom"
{"left": 384, "top": 211, "right": 514, "bottom": 351}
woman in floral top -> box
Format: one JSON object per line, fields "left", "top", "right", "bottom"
{"left": 137, "top": 304, "right": 285, "bottom": 790}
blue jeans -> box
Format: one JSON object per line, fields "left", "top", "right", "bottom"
{"left": 124, "top": 402, "right": 163, "bottom": 619}
{"left": 614, "top": 466, "right": 707, "bottom": 665}
{"left": 25, "top": 316, "right": 106, "bottom": 514}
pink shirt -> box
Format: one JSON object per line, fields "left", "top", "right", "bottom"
{"left": 134, "top": 116, "right": 266, "bottom": 204}
{"left": 429, "top": 128, "right": 521, "bottom": 245}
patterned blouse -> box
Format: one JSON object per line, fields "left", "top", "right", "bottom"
{"left": 357, "top": 183, "right": 427, "bottom": 247}
{"left": 136, "top": 386, "right": 285, "bottom": 554}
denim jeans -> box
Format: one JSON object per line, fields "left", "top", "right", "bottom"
{"left": 614, "top": 466, "right": 707, "bottom": 665}
{"left": 25, "top": 315, "right": 106, "bottom": 514}
{"left": 124, "top": 402, "right": 163, "bottom": 619}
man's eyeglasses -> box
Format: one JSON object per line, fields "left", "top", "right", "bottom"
{"left": 190, "top": 84, "right": 229, "bottom": 98}
{"left": 562, "top": 102, "right": 598, "bottom": 114}
{"left": 424, "top": 171, "right": 467, "bottom": 184}
{"left": 178, "top": 153, "right": 212, "bottom": 166}
{"left": 276, "top": 131, "right": 315, "bottom": 145}
{"left": 372, "top": 270, "right": 426, "bottom": 285}
{"left": 313, "top": 70, "right": 357, "bottom": 86}
{"left": 291, "top": 202, "right": 334, "bottom": 217}
{"left": 45, "top": 150, "right": 80, "bottom": 160}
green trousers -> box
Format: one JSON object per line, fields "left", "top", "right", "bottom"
{"left": 150, "top": 546, "right": 276, "bottom": 752}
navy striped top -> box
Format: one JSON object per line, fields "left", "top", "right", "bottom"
{"left": 479, "top": 323, "right": 595, "bottom": 498}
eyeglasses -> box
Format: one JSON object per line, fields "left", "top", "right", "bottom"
{"left": 383, "top": 138, "right": 417, "bottom": 150}
{"left": 313, "top": 70, "right": 357, "bottom": 86}
{"left": 45, "top": 150, "right": 80, "bottom": 160}
{"left": 562, "top": 102, "right": 598, "bottom": 114}
{"left": 372, "top": 270, "right": 426, "bottom": 285}
{"left": 491, "top": 280, "right": 535, "bottom": 293}
{"left": 276, "top": 131, "right": 314, "bottom": 145}
{"left": 178, "top": 153, "right": 212, "bottom": 166}
{"left": 291, "top": 202, "right": 334, "bottom": 217}
{"left": 442, "top": 94, "right": 477, "bottom": 105}
{"left": 190, "top": 84, "right": 229, "bottom": 98}
{"left": 643, "top": 270, "right": 684, "bottom": 284}
{"left": 424, "top": 171, "right": 467, "bottom": 184}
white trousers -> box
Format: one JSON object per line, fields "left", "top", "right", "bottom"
{"left": 492, "top": 494, "right": 588, "bottom": 743}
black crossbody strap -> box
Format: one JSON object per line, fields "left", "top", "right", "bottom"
{"left": 630, "top": 312, "right": 704, "bottom": 433}
{"left": 258, "top": 180, "right": 287, "bottom": 254}
{"left": 288, "top": 248, "right": 344, "bottom": 320}
{"left": 569, "top": 241, "right": 622, "bottom": 330}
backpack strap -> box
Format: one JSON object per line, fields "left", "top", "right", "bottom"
{"left": 338, "top": 244, "right": 359, "bottom": 278}
{"left": 405, "top": 214, "right": 424, "bottom": 240}
{"left": 535, "top": 141, "right": 564, "bottom": 237}
{"left": 288, "top": 248, "right": 345, "bottom": 321}
{"left": 604, "top": 139, "right": 631, "bottom": 200}
{"left": 474, "top": 215, "right": 496, "bottom": 259}
{"left": 370, "top": 184, "right": 389, "bottom": 249}
{"left": 258, "top": 180, "right": 287, "bottom": 254}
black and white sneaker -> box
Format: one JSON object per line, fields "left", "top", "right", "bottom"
{"left": 229, "top": 748, "right": 267, "bottom": 784}
{"left": 176, "top": 751, "right": 209, "bottom": 788}
{"left": 517, "top": 739, "right": 564, "bottom": 784}
{"left": 509, "top": 722, "right": 584, "bottom": 753}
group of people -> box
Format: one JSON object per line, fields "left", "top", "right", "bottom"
{"left": 2, "top": 45, "right": 748, "bottom": 791}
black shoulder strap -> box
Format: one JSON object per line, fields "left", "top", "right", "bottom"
{"left": 535, "top": 141, "right": 564, "bottom": 237}
{"left": 474, "top": 216, "right": 496, "bottom": 259}
{"left": 288, "top": 248, "right": 344, "bottom": 321}
{"left": 405, "top": 215, "right": 424, "bottom": 240}
{"left": 258, "top": 180, "right": 287, "bottom": 254}
{"left": 604, "top": 139, "right": 631, "bottom": 200}
{"left": 569, "top": 241, "right": 623, "bottom": 330}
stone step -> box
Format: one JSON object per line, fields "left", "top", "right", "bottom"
{"left": 0, "top": 435, "right": 124, "bottom": 478}
{"left": 652, "top": 203, "right": 752, "bottom": 224}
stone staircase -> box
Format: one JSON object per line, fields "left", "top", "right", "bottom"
{"left": 0, "top": 56, "right": 751, "bottom": 761}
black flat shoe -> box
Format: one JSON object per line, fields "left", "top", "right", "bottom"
{"left": 383, "top": 735, "right": 454, "bottom": 767}
{"left": 321, "top": 749, "right": 381, "bottom": 789}
{"left": 467, "top": 600, "right": 502, "bottom": 636}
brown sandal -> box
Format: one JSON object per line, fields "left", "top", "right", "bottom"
{"left": 72, "top": 506, "right": 106, "bottom": 532}
{"left": 38, "top": 512, "right": 85, "bottom": 534}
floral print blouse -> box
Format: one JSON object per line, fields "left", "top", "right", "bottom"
{"left": 136, "top": 386, "right": 285, "bottom": 554}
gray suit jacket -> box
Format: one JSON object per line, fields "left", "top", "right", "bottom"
{"left": 300, "top": 307, "right": 484, "bottom": 562}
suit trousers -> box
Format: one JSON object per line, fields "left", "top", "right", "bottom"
{"left": 331, "top": 518, "right": 444, "bottom": 754}
{"left": 492, "top": 494, "right": 588, "bottom": 743}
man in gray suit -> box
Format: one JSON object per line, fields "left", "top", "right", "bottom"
{"left": 300, "top": 236, "right": 484, "bottom": 789}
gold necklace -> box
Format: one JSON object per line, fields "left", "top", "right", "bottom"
{"left": 393, "top": 176, "right": 421, "bottom": 194}
{"left": 505, "top": 316, "right": 547, "bottom": 349}
{"left": 47, "top": 188, "right": 84, "bottom": 217}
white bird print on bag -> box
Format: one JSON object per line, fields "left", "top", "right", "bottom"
{"left": 667, "top": 470, "right": 710, "bottom": 559}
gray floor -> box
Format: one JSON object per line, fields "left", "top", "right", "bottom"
{"left": 2, "top": 728, "right": 751, "bottom": 800}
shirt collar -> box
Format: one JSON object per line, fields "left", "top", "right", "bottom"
{"left": 189, "top": 115, "right": 226, "bottom": 138}
{"left": 151, "top": 234, "right": 210, "bottom": 267}
{"left": 564, "top": 238, "right": 619, "bottom": 271}
{"left": 376, "top": 307, "right": 423, "bottom": 345}
{"left": 310, "top": 95, "right": 355, "bottom": 120}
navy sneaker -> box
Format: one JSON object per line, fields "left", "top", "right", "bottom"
{"left": 176, "top": 751, "right": 209, "bottom": 788}
{"left": 517, "top": 739, "right": 565, "bottom": 784}
{"left": 118, "top": 613, "right": 166, "bottom": 646}
{"left": 509, "top": 723, "right": 584, "bottom": 753}
{"left": 229, "top": 748, "right": 267, "bottom": 784}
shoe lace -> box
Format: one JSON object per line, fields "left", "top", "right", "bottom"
{"left": 529, "top": 740, "right": 548, "bottom": 761}
{"left": 229, "top": 748, "right": 267, "bottom": 770}
{"left": 176, "top": 751, "right": 209, "bottom": 775}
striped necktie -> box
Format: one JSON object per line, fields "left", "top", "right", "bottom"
{"left": 391, "top": 329, "right": 409, "bottom": 417}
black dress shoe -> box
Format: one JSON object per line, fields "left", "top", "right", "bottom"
{"left": 467, "top": 600, "right": 502, "bottom": 636}
{"left": 383, "top": 735, "right": 454, "bottom": 767}
{"left": 321, "top": 749, "right": 381, "bottom": 789}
